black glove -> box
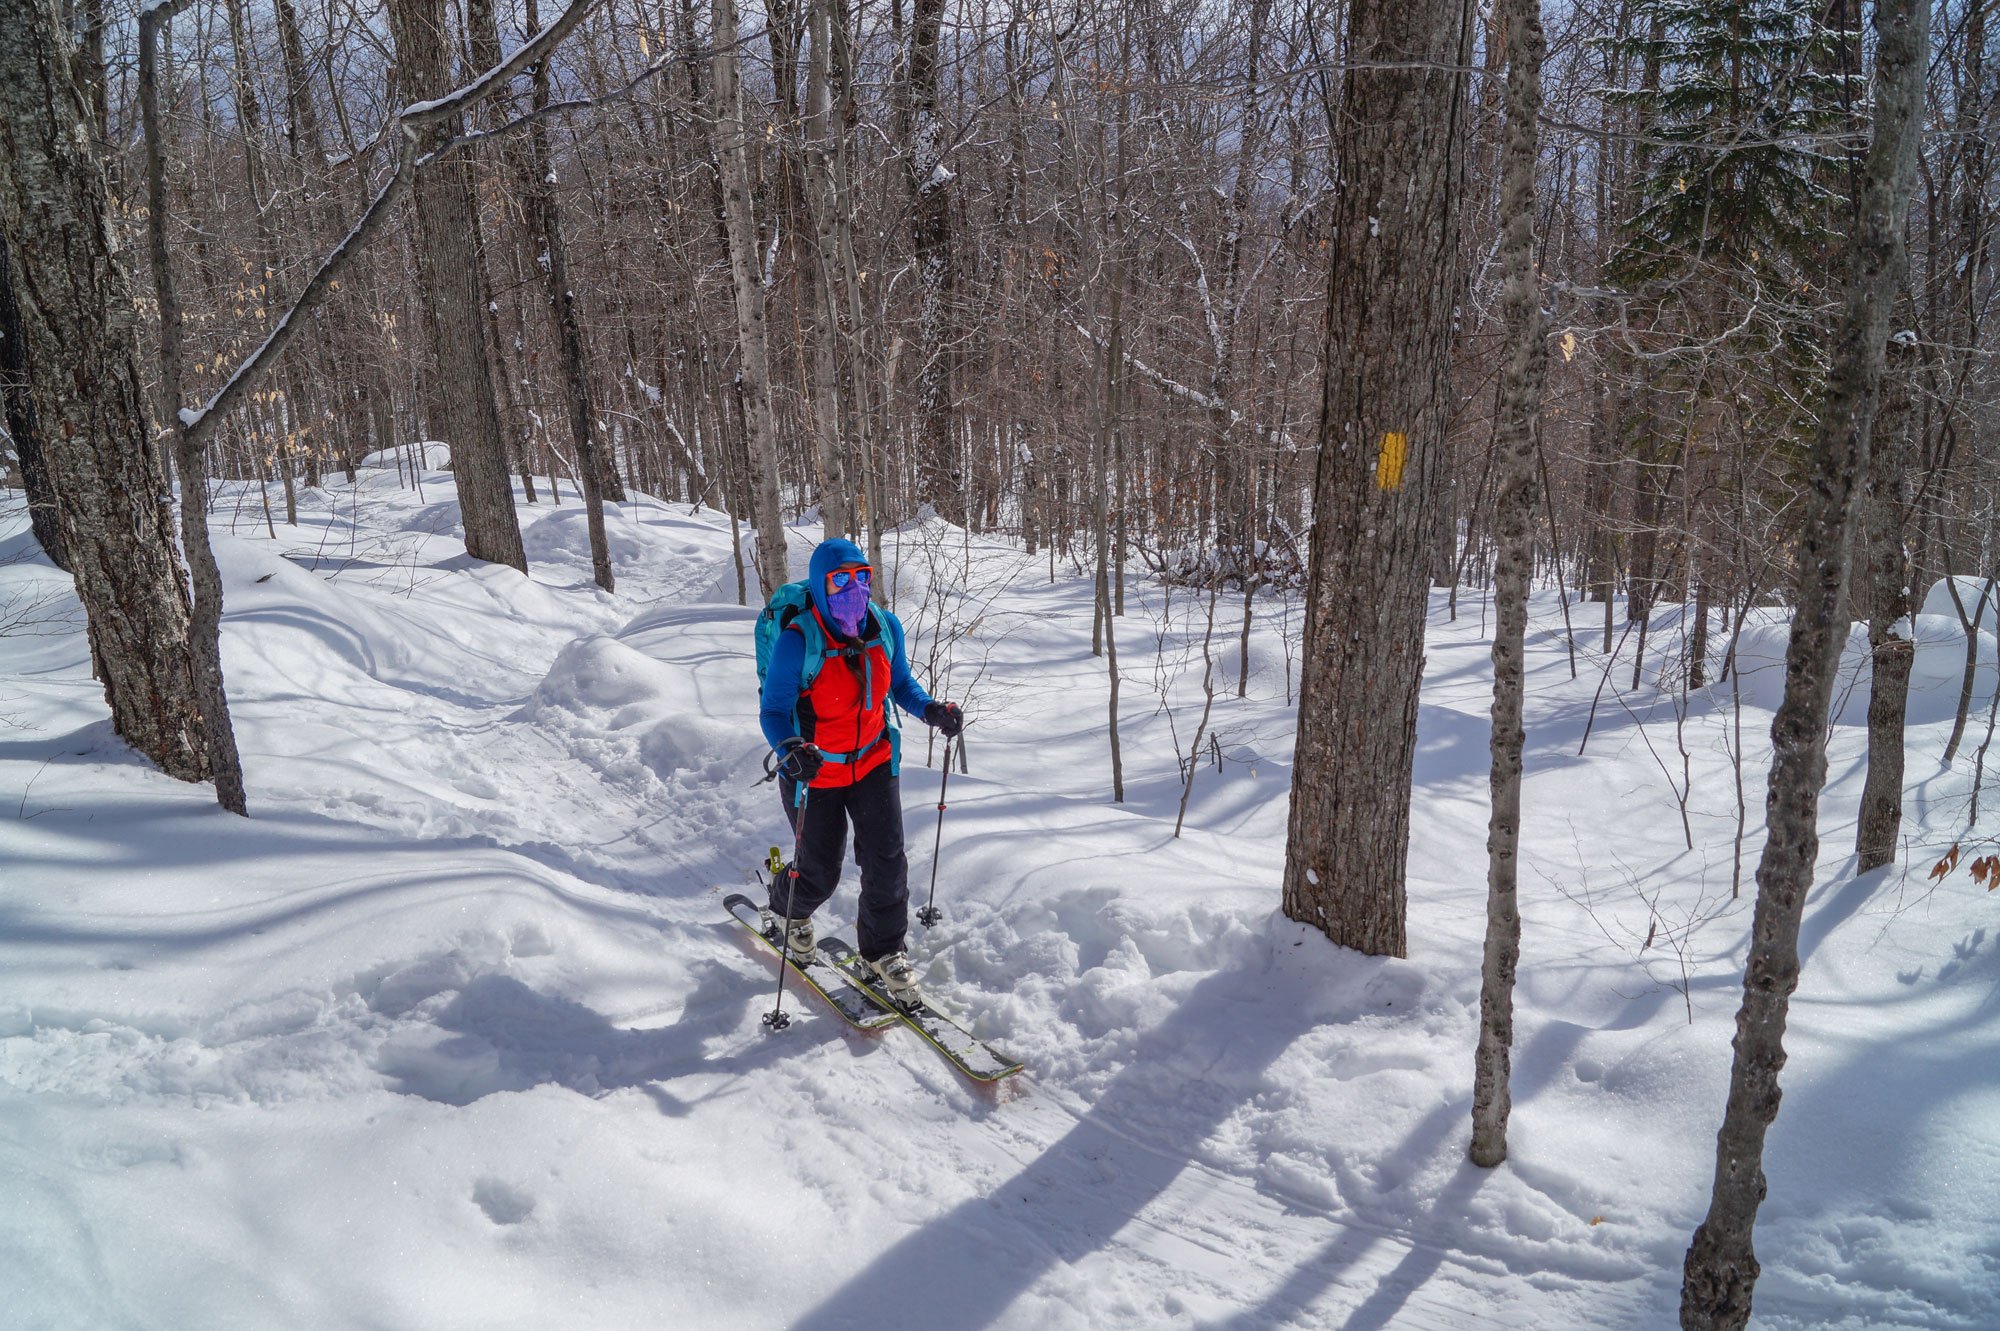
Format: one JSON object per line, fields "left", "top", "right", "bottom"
{"left": 923, "top": 701, "right": 964, "bottom": 738}
{"left": 778, "top": 737, "right": 824, "bottom": 782}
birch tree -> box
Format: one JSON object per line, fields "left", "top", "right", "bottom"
{"left": 1470, "top": 0, "right": 1549, "bottom": 1169}
{"left": 1681, "top": 0, "right": 1931, "bottom": 1322}
{"left": 712, "top": 0, "right": 792, "bottom": 594}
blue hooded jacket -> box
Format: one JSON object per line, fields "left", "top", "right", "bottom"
{"left": 759, "top": 538, "right": 934, "bottom": 754}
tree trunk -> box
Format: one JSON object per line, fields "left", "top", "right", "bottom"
{"left": 1583, "top": 31, "right": 1622, "bottom": 620}
{"left": 1095, "top": 36, "right": 1130, "bottom": 801}
{"left": 1940, "top": 568, "right": 1993, "bottom": 764}
{"left": 1689, "top": 572, "right": 1712, "bottom": 689}
{"left": 535, "top": 23, "right": 617, "bottom": 580}
{"left": 802, "top": 4, "right": 850, "bottom": 543}
{"left": 494, "top": 0, "right": 615, "bottom": 591}
{"left": 829, "top": 5, "right": 888, "bottom": 583}
{"left": 224, "top": 0, "right": 308, "bottom": 519}
{"left": 1281, "top": 0, "right": 1475, "bottom": 959}
{"left": 1680, "top": 0, "right": 1930, "bottom": 1323}
{"left": 905, "top": 0, "right": 961, "bottom": 520}
{"left": 140, "top": 1, "right": 250, "bottom": 814}
{"left": 1855, "top": 333, "right": 1920, "bottom": 868}
{"left": 712, "top": 0, "right": 792, "bottom": 595}
{"left": 1470, "top": 0, "right": 1546, "bottom": 1170}
{"left": 384, "top": 0, "right": 526, "bottom": 573}
{"left": 0, "top": 233, "right": 64, "bottom": 569}
{"left": 0, "top": 0, "right": 213, "bottom": 785}
{"left": 1238, "top": 467, "right": 1263, "bottom": 698}
{"left": 272, "top": 0, "right": 369, "bottom": 482}
{"left": 1587, "top": 351, "right": 1617, "bottom": 619}
{"left": 804, "top": 0, "right": 872, "bottom": 545}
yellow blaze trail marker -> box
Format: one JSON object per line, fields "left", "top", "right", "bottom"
{"left": 1376, "top": 431, "right": 1409, "bottom": 490}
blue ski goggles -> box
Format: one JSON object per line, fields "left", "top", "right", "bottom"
{"left": 826, "top": 565, "right": 873, "bottom": 593}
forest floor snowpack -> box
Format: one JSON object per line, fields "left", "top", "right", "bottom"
{"left": 2, "top": 464, "right": 1995, "bottom": 1329}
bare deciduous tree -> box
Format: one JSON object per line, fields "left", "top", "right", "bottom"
{"left": 384, "top": 0, "right": 528, "bottom": 574}
{"left": 1855, "top": 332, "right": 1920, "bottom": 870}
{"left": 1681, "top": 0, "right": 1932, "bottom": 1322}
{"left": 1471, "top": 0, "right": 1549, "bottom": 1170}
{"left": 0, "top": 0, "right": 215, "bottom": 788}
{"left": 1283, "top": 0, "right": 1476, "bottom": 958}
{"left": 711, "top": 0, "right": 792, "bottom": 594}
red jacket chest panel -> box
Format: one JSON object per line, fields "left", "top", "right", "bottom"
{"left": 800, "top": 624, "right": 892, "bottom": 783}
{"left": 805, "top": 643, "right": 890, "bottom": 720}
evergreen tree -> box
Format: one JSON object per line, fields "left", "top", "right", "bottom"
{"left": 1599, "top": 0, "right": 1864, "bottom": 637}
{"left": 1608, "top": 0, "right": 1860, "bottom": 308}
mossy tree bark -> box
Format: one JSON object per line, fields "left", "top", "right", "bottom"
{"left": 0, "top": 0, "right": 213, "bottom": 786}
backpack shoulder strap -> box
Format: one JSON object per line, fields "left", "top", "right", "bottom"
{"left": 791, "top": 603, "right": 832, "bottom": 688}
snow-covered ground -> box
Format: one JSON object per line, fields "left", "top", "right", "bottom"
{"left": 2, "top": 464, "right": 1995, "bottom": 1330}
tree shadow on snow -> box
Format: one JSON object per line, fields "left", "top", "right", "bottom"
{"left": 376, "top": 942, "right": 879, "bottom": 1112}
{"left": 227, "top": 601, "right": 526, "bottom": 710}
{"left": 1738, "top": 866, "right": 2000, "bottom": 1327}
{"left": 1197, "top": 1098, "right": 1499, "bottom": 1331}
{"left": 788, "top": 967, "right": 1311, "bottom": 1331}
{"left": 0, "top": 718, "right": 143, "bottom": 771}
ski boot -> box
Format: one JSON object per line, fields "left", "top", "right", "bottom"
{"left": 759, "top": 908, "right": 816, "bottom": 960}
{"left": 865, "top": 951, "right": 923, "bottom": 1006}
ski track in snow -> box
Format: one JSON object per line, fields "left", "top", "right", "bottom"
{"left": 3, "top": 470, "right": 1997, "bottom": 1330}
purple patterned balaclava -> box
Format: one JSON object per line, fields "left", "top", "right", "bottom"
{"left": 828, "top": 578, "right": 869, "bottom": 638}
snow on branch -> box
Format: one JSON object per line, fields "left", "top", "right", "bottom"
{"left": 159, "top": 1, "right": 600, "bottom": 447}
{"left": 1069, "top": 322, "right": 1298, "bottom": 451}
{"left": 398, "top": 1, "right": 597, "bottom": 126}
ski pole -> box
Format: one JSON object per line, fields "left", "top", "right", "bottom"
{"left": 915, "top": 735, "right": 953, "bottom": 927}
{"left": 763, "top": 779, "right": 812, "bottom": 1032}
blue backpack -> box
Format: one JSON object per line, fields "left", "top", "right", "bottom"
{"left": 754, "top": 581, "right": 826, "bottom": 690}
{"left": 754, "top": 581, "right": 906, "bottom": 687}
{"left": 754, "top": 581, "right": 906, "bottom": 770}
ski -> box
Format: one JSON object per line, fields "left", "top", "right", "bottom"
{"left": 724, "top": 893, "right": 899, "bottom": 1031}
{"left": 821, "top": 938, "right": 1024, "bottom": 1083}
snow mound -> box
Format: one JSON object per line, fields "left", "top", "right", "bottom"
{"left": 519, "top": 498, "right": 744, "bottom": 603}
{"left": 7, "top": 483, "right": 2000, "bottom": 1330}
{"left": 1627, "top": 604, "right": 2000, "bottom": 731}
{"left": 523, "top": 635, "right": 684, "bottom": 728}
{"left": 358, "top": 441, "right": 451, "bottom": 470}
{"left": 217, "top": 530, "right": 605, "bottom": 706}
{"left": 1903, "top": 613, "right": 2000, "bottom": 724}
{"left": 521, "top": 634, "right": 739, "bottom": 787}
{"left": 1921, "top": 575, "right": 2000, "bottom": 629}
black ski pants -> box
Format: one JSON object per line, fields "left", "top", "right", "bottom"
{"left": 773, "top": 763, "right": 909, "bottom": 960}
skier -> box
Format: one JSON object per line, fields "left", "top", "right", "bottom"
{"left": 758, "top": 537, "right": 964, "bottom": 1000}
